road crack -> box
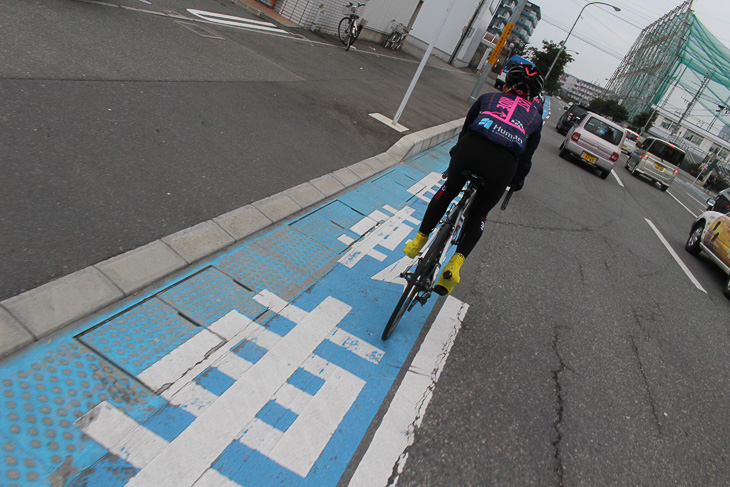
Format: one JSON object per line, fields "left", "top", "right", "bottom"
{"left": 628, "top": 333, "right": 663, "bottom": 435}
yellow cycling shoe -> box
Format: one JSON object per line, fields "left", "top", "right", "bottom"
{"left": 404, "top": 232, "right": 429, "bottom": 258}
{"left": 434, "top": 253, "right": 465, "bottom": 296}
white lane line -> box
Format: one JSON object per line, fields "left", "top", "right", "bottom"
{"left": 348, "top": 296, "right": 469, "bottom": 487}
{"left": 644, "top": 219, "right": 707, "bottom": 293}
{"left": 611, "top": 170, "right": 625, "bottom": 187}
{"left": 667, "top": 191, "right": 698, "bottom": 218}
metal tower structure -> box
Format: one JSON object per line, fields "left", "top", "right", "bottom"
{"left": 605, "top": 1, "right": 693, "bottom": 121}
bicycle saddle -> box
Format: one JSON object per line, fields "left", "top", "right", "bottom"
{"left": 460, "top": 170, "right": 487, "bottom": 186}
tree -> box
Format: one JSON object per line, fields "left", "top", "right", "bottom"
{"left": 526, "top": 41, "right": 573, "bottom": 94}
{"left": 630, "top": 110, "right": 657, "bottom": 133}
{"left": 588, "top": 98, "right": 628, "bottom": 124}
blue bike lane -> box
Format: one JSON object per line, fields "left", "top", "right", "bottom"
{"left": 1, "top": 138, "right": 465, "bottom": 486}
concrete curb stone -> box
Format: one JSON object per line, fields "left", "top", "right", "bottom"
{"left": 214, "top": 205, "right": 272, "bottom": 240}
{"left": 0, "top": 120, "right": 461, "bottom": 360}
{"left": 309, "top": 174, "right": 346, "bottom": 197}
{"left": 1, "top": 267, "right": 124, "bottom": 339}
{"left": 283, "top": 182, "right": 326, "bottom": 209}
{"left": 162, "top": 220, "right": 236, "bottom": 265}
{"left": 0, "top": 307, "right": 34, "bottom": 358}
{"left": 252, "top": 193, "right": 302, "bottom": 222}
{"left": 331, "top": 167, "right": 361, "bottom": 188}
{"left": 95, "top": 240, "right": 187, "bottom": 296}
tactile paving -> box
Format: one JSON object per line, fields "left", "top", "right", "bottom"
{"left": 0, "top": 340, "right": 162, "bottom": 486}
{"left": 77, "top": 298, "right": 202, "bottom": 378}
{"left": 158, "top": 267, "right": 267, "bottom": 326}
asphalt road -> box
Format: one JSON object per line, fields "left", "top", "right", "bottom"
{"left": 1, "top": 0, "right": 478, "bottom": 300}
{"left": 390, "top": 100, "right": 730, "bottom": 485}
{"left": 5, "top": 2, "right": 730, "bottom": 484}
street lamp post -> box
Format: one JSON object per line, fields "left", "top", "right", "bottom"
{"left": 544, "top": 2, "right": 621, "bottom": 82}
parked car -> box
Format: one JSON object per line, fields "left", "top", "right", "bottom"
{"left": 555, "top": 104, "right": 590, "bottom": 134}
{"left": 558, "top": 112, "right": 626, "bottom": 179}
{"left": 621, "top": 129, "right": 639, "bottom": 155}
{"left": 625, "top": 137, "right": 685, "bottom": 191}
{"left": 685, "top": 211, "right": 730, "bottom": 299}
{"left": 706, "top": 188, "right": 730, "bottom": 213}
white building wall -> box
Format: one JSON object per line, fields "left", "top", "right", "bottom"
{"left": 272, "top": 0, "right": 487, "bottom": 67}
{"left": 405, "top": 0, "right": 482, "bottom": 64}
{"left": 359, "top": 0, "right": 421, "bottom": 34}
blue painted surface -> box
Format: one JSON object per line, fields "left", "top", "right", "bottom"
{"left": 0, "top": 137, "right": 455, "bottom": 486}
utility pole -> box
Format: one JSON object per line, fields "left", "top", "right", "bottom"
{"left": 449, "top": 0, "right": 488, "bottom": 65}
{"left": 671, "top": 69, "right": 714, "bottom": 137}
{"left": 467, "top": 0, "right": 529, "bottom": 103}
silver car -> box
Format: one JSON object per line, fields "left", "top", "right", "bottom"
{"left": 625, "top": 137, "right": 685, "bottom": 191}
{"left": 559, "top": 113, "right": 626, "bottom": 180}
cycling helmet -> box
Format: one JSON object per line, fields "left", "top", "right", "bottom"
{"left": 504, "top": 63, "right": 544, "bottom": 98}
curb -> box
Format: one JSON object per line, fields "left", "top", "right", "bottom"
{"left": 0, "top": 119, "right": 464, "bottom": 360}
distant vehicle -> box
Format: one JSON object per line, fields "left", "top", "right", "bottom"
{"left": 625, "top": 137, "right": 685, "bottom": 191}
{"left": 685, "top": 210, "right": 730, "bottom": 299}
{"left": 494, "top": 55, "right": 534, "bottom": 90}
{"left": 559, "top": 112, "right": 627, "bottom": 179}
{"left": 555, "top": 104, "right": 590, "bottom": 134}
{"left": 707, "top": 188, "right": 730, "bottom": 213}
{"left": 621, "top": 129, "right": 639, "bottom": 155}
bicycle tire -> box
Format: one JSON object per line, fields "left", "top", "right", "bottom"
{"left": 345, "top": 32, "right": 353, "bottom": 50}
{"left": 338, "top": 17, "right": 351, "bottom": 44}
{"left": 382, "top": 278, "right": 418, "bottom": 340}
{"left": 381, "top": 224, "right": 453, "bottom": 340}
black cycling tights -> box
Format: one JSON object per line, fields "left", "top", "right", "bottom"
{"left": 417, "top": 132, "right": 518, "bottom": 258}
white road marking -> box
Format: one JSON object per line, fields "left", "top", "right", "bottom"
{"left": 75, "top": 402, "right": 169, "bottom": 469}
{"left": 611, "top": 170, "right": 625, "bottom": 187}
{"left": 339, "top": 206, "right": 419, "bottom": 268}
{"left": 137, "top": 330, "right": 223, "bottom": 393}
{"left": 645, "top": 219, "right": 707, "bottom": 293}
{"left": 667, "top": 191, "right": 698, "bottom": 218}
{"left": 191, "top": 468, "right": 241, "bottom": 487}
{"left": 348, "top": 296, "right": 469, "bottom": 487}
{"left": 187, "top": 9, "right": 289, "bottom": 35}
{"left": 125, "top": 297, "right": 351, "bottom": 486}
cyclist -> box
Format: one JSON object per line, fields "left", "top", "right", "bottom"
{"left": 403, "top": 63, "right": 545, "bottom": 295}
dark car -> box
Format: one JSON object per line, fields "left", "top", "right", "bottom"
{"left": 707, "top": 188, "right": 730, "bottom": 213}
{"left": 556, "top": 104, "right": 590, "bottom": 135}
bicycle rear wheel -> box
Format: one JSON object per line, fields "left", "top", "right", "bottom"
{"left": 382, "top": 278, "right": 418, "bottom": 340}
{"left": 381, "top": 225, "right": 452, "bottom": 340}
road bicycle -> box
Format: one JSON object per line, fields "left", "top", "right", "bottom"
{"left": 383, "top": 20, "right": 409, "bottom": 50}
{"left": 338, "top": 2, "right": 366, "bottom": 51}
{"left": 381, "top": 172, "right": 514, "bottom": 340}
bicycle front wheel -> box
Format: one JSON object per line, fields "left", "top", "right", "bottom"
{"left": 338, "top": 18, "right": 351, "bottom": 44}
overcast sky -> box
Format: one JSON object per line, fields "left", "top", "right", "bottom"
{"left": 527, "top": 0, "right": 727, "bottom": 86}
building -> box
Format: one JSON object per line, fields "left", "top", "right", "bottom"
{"left": 485, "top": 0, "right": 541, "bottom": 51}
{"left": 647, "top": 107, "right": 730, "bottom": 177}
{"left": 559, "top": 74, "right": 605, "bottom": 105}
{"left": 264, "top": 0, "right": 512, "bottom": 69}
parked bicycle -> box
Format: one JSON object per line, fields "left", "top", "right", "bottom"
{"left": 383, "top": 20, "right": 409, "bottom": 50}
{"left": 382, "top": 172, "right": 514, "bottom": 340}
{"left": 338, "top": 2, "right": 366, "bottom": 51}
